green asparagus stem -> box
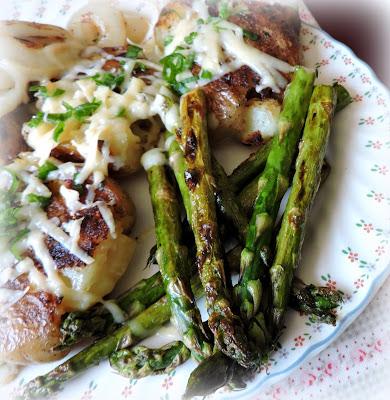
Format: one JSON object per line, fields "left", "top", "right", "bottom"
{"left": 144, "top": 157, "right": 212, "bottom": 361}
{"left": 212, "top": 157, "right": 248, "bottom": 243}
{"left": 179, "top": 88, "right": 258, "bottom": 368}
{"left": 334, "top": 83, "right": 353, "bottom": 112}
{"left": 290, "top": 281, "right": 343, "bottom": 325}
{"left": 228, "top": 140, "right": 273, "bottom": 193}
{"left": 23, "top": 279, "right": 204, "bottom": 398}
{"left": 59, "top": 273, "right": 165, "bottom": 348}
{"left": 270, "top": 85, "right": 337, "bottom": 331}
{"left": 165, "top": 130, "right": 193, "bottom": 220}
{"left": 235, "top": 67, "right": 315, "bottom": 321}
{"left": 109, "top": 341, "right": 191, "bottom": 379}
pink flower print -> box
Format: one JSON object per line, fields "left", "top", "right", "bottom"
{"left": 121, "top": 385, "right": 132, "bottom": 398}
{"left": 377, "top": 97, "right": 385, "bottom": 106}
{"left": 307, "top": 372, "right": 317, "bottom": 385}
{"left": 374, "top": 339, "right": 382, "bottom": 352}
{"left": 378, "top": 165, "right": 388, "bottom": 175}
{"left": 348, "top": 251, "right": 358, "bottom": 263}
{"left": 326, "top": 278, "right": 337, "bottom": 290}
{"left": 372, "top": 140, "right": 382, "bottom": 149}
{"left": 374, "top": 192, "right": 385, "bottom": 202}
{"left": 323, "top": 40, "right": 333, "bottom": 48}
{"left": 353, "top": 94, "right": 363, "bottom": 102}
{"left": 364, "top": 117, "right": 375, "bottom": 125}
{"left": 344, "top": 57, "right": 353, "bottom": 65}
{"left": 301, "top": 27, "right": 309, "bottom": 35}
{"left": 320, "top": 58, "right": 330, "bottom": 66}
{"left": 357, "top": 349, "right": 367, "bottom": 362}
{"left": 80, "top": 390, "right": 94, "bottom": 400}
{"left": 375, "top": 245, "right": 385, "bottom": 256}
{"left": 363, "top": 223, "right": 373, "bottom": 233}
{"left": 294, "top": 335, "right": 305, "bottom": 347}
{"left": 361, "top": 75, "right": 372, "bottom": 84}
{"left": 162, "top": 376, "right": 174, "bottom": 390}
{"left": 335, "top": 76, "right": 347, "bottom": 84}
{"left": 354, "top": 278, "right": 364, "bottom": 289}
{"left": 302, "top": 44, "right": 310, "bottom": 52}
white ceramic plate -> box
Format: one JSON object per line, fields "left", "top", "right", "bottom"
{"left": 1, "top": 1, "right": 389, "bottom": 399}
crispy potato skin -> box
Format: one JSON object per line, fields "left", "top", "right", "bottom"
{"left": 0, "top": 177, "right": 135, "bottom": 365}
{"left": 156, "top": 0, "right": 301, "bottom": 144}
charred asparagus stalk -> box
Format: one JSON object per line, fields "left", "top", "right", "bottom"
{"left": 236, "top": 67, "right": 315, "bottom": 321}
{"left": 228, "top": 140, "right": 273, "bottom": 193}
{"left": 59, "top": 272, "right": 165, "bottom": 348}
{"left": 270, "top": 85, "right": 338, "bottom": 331}
{"left": 179, "top": 88, "right": 258, "bottom": 368}
{"left": 142, "top": 150, "right": 212, "bottom": 361}
{"left": 109, "top": 341, "right": 190, "bottom": 379}
{"left": 23, "top": 279, "right": 204, "bottom": 398}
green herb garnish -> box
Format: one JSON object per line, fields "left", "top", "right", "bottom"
{"left": 164, "top": 35, "right": 174, "bottom": 47}
{"left": 91, "top": 73, "right": 125, "bottom": 89}
{"left": 10, "top": 228, "right": 29, "bottom": 260}
{"left": 126, "top": 44, "right": 143, "bottom": 59}
{"left": 184, "top": 32, "right": 198, "bottom": 45}
{"left": 243, "top": 29, "right": 259, "bottom": 41}
{"left": 116, "top": 107, "right": 127, "bottom": 118}
{"left": 0, "top": 207, "right": 20, "bottom": 228}
{"left": 29, "top": 85, "right": 65, "bottom": 98}
{"left": 200, "top": 69, "right": 213, "bottom": 80}
{"left": 27, "top": 193, "right": 51, "bottom": 208}
{"left": 38, "top": 161, "right": 58, "bottom": 180}
{"left": 219, "top": 2, "right": 231, "bottom": 19}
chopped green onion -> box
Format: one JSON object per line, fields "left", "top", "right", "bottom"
{"left": 29, "top": 85, "right": 65, "bottom": 98}
{"left": 134, "top": 62, "right": 147, "bottom": 72}
{"left": 53, "top": 121, "right": 65, "bottom": 142}
{"left": 116, "top": 107, "right": 127, "bottom": 118}
{"left": 200, "top": 69, "right": 213, "bottom": 80}
{"left": 91, "top": 73, "right": 125, "bottom": 89}
{"left": 184, "top": 32, "right": 198, "bottom": 45}
{"left": 1, "top": 168, "right": 20, "bottom": 193}
{"left": 0, "top": 207, "right": 20, "bottom": 228}
{"left": 197, "top": 18, "right": 205, "bottom": 25}
{"left": 126, "top": 44, "right": 143, "bottom": 59}
{"left": 164, "top": 35, "right": 174, "bottom": 47}
{"left": 72, "top": 99, "right": 102, "bottom": 122}
{"left": 219, "top": 2, "right": 231, "bottom": 19}
{"left": 10, "top": 228, "right": 30, "bottom": 260}
{"left": 27, "top": 112, "right": 44, "bottom": 128}
{"left": 243, "top": 29, "right": 259, "bottom": 41}
{"left": 27, "top": 193, "right": 51, "bottom": 207}
{"left": 38, "top": 161, "right": 58, "bottom": 180}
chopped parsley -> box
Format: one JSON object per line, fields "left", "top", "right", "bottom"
{"left": 38, "top": 161, "right": 58, "bottom": 180}
{"left": 126, "top": 44, "right": 143, "bottom": 59}
{"left": 184, "top": 32, "right": 198, "bottom": 45}
{"left": 29, "top": 85, "right": 65, "bottom": 98}
{"left": 243, "top": 29, "right": 259, "bottom": 41}
{"left": 134, "top": 62, "right": 147, "bottom": 72}
{"left": 91, "top": 72, "right": 125, "bottom": 90}
{"left": 219, "top": 2, "right": 231, "bottom": 19}
{"left": 27, "top": 193, "right": 51, "bottom": 208}
{"left": 164, "top": 35, "right": 174, "bottom": 47}
{"left": 10, "top": 228, "right": 29, "bottom": 260}
{"left": 27, "top": 99, "right": 102, "bottom": 141}
{"left": 116, "top": 107, "right": 127, "bottom": 118}
{"left": 200, "top": 69, "right": 213, "bottom": 80}
{"left": 160, "top": 49, "right": 197, "bottom": 94}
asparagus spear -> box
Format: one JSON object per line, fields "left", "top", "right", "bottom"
{"left": 59, "top": 273, "right": 165, "bottom": 348}
{"left": 23, "top": 279, "right": 204, "bottom": 398}
{"left": 142, "top": 151, "right": 212, "bottom": 361}
{"left": 235, "top": 67, "right": 315, "bottom": 321}
{"left": 228, "top": 140, "right": 272, "bottom": 193}
{"left": 109, "top": 341, "right": 190, "bottom": 379}
{"left": 270, "top": 85, "right": 337, "bottom": 331}
{"left": 179, "top": 88, "right": 258, "bottom": 368}
{"left": 212, "top": 157, "right": 248, "bottom": 243}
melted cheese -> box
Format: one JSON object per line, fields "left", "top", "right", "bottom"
{"left": 141, "top": 148, "right": 166, "bottom": 170}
